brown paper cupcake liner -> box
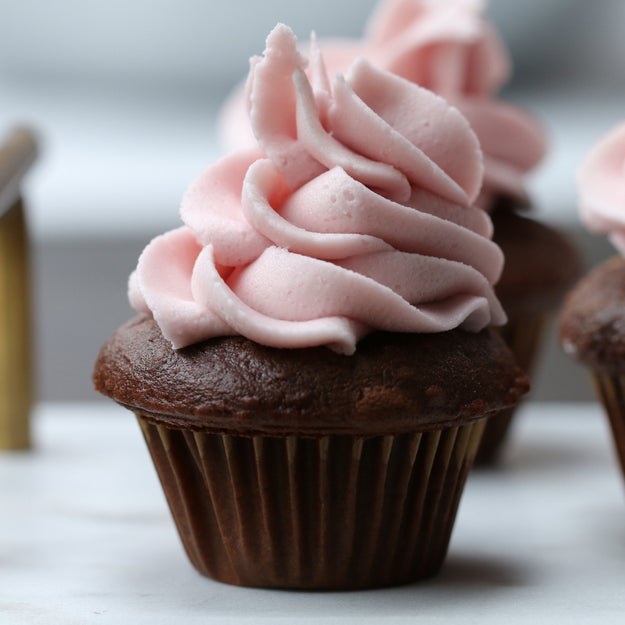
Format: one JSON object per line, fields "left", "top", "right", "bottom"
{"left": 476, "top": 311, "right": 549, "bottom": 464}
{"left": 137, "top": 415, "right": 488, "bottom": 590}
{"left": 590, "top": 373, "right": 625, "bottom": 479}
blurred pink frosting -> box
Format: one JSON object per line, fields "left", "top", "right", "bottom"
{"left": 578, "top": 123, "right": 625, "bottom": 254}
{"left": 219, "top": 0, "right": 546, "bottom": 210}
{"left": 130, "top": 23, "right": 505, "bottom": 354}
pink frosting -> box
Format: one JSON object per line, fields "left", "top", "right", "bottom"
{"left": 219, "top": 0, "right": 546, "bottom": 210}
{"left": 363, "top": 0, "right": 546, "bottom": 208}
{"left": 364, "top": 0, "right": 509, "bottom": 95}
{"left": 578, "top": 123, "right": 625, "bottom": 254}
{"left": 130, "top": 23, "right": 505, "bottom": 354}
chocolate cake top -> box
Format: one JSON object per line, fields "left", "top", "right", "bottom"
{"left": 94, "top": 316, "right": 528, "bottom": 437}
{"left": 560, "top": 255, "right": 625, "bottom": 374}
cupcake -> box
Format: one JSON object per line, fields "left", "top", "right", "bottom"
{"left": 94, "top": 24, "right": 528, "bottom": 589}
{"left": 218, "top": 0, "right": 580, "bottom": 463}
{"left": 358, "top": 0, "right": 580, "bottom": 463}
{"left": 560, "top": 123, "right": 625, "bottom": 483}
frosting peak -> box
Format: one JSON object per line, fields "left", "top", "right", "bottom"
{"left": 219, "top": 1, "right": 547, "bottom": 210}
{"left": 249, "top": 23, "right": 482, "bottom": 207}
{"left": 131, "top": 24, "right": 505, "bottom": 354}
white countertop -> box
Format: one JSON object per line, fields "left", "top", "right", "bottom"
{"left": 2, "top": 401, "right": 625, "bottom": 624}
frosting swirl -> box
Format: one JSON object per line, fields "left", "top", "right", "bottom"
{"left": 130, "top": 23, "right": 505, "bottom": 354}
{"left": 578, "top": 122, "right": 625, "bottom": 254}
{"left": 364, "top": 0, "right": 509, "bottom": 96}
{"left": 362, "top": 0, "right": 546, "bottom": 208}
{"left": 219, "top": 0, "right": 546, "bottom": 210}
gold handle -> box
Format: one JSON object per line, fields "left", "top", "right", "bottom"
{"left": 0, "top": 128, "right": 38, "bottom": 450}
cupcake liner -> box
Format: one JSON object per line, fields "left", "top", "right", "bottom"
{"left": 476, "top": 311, "right": 549, "bottom": 464}
{"left": 137, "top": 415, "right": 488, "bottom": 590}
{"left": 590, "top": 373, "right": 625, "bottom": 479}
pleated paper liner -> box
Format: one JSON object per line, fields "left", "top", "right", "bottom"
{"left": 137, "top": 415, "right": 488, "bottom": 590}
{"left": 475, "top": 311, "right": 549, "bottom": 464}
{"left": 590, "top": 373, "right": 625, "bottom": 480}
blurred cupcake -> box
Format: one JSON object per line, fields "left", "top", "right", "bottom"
{"left": 219, "top": 0, "right": 580, "bottom": 464}
{"left": 363, "top": 0, "right": 581, "bottom": 463}
{"left": 560, "top": 123, "right": 625, "bottom": 483}
{"left": 95, "top": 24, "right": 528, "bottom": 590}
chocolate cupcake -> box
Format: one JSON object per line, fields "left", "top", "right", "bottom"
{"left": 560, "top": 123, "right": 625, "bottom": 484}
{"left": 94, "top": 24, "right": 528, "bottom": 589}
{"left": 218, "top": 0, "right": 581, "bottom": 463}
{"left": 362, "top": 0, "right": 581, "bottom": 463}
{"left": 95, "top": 317, "right": 526, "bottom": 589}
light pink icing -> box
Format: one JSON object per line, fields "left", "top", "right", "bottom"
{"left": 218, "top": 0, "right": 546, "bottom": 210}
{"left": 364, "top": 0, "right": 509, "bottom": 96}
{"left": 130, "top": 23, "right": 505, "bottom": 354}
{"left": 578, "top": 122, "right": 625, "bottom": 254}
{"left": 363, "top": 0, "right": 546, "bottom": 208}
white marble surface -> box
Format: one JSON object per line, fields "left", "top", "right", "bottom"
{"left": 1, "top": 402, "right": 625, "bottom": 624}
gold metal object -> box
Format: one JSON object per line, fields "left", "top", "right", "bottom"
{"left": 0, "top": 127, "right": 37, "bottom": 450}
